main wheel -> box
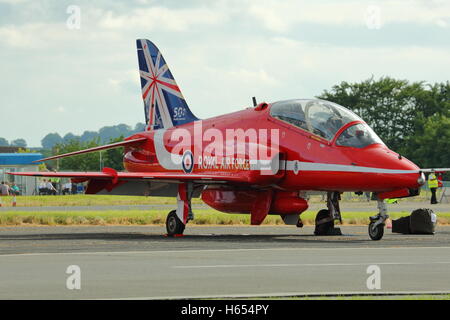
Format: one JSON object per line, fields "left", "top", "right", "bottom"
{"left": 314, "top": 209, "right": 334, "bottom": 235}
{"left": 368, "top": 221, "right": 384, "bottom": 241}
{"left": 166, "top": 210, "right": 185, "bottom": 236}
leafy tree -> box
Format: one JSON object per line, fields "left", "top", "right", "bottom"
{"left": 39, "top": 123, "right": 145, "bottom": 150}
{"left": 99, "top": 124, "right": 133, "bottom": 143}
{"left": 103, "top": 136, "right": 125, "bottom": 171}
{"left": 54, "top": 136, "right": 126, "bottom": 171}
{"left": 18, "top": 148, "right": 36, "bottom": 153}
{"left": 133, "top": 122, "right": 146, "bottom": 133}
{"left": 0, "top": 137, "right": 8, "bottom": 146}
{"left": 63, "top": 132, "right": 80, "bottom": 143}
{"left": 80, "top": 130, "right": 99, "bottom": 143}
{"left": 41, "top": 133, "right": 63, "bottom": 150}
{"left": 11, "top": 138, "right": 27, "bottom": 148}
{"left": 318, "top": 77, "right": 450, "bottom": 167}
{"left": 56, "top": 138, "right": 102, "bottom": 171}
{"left": 406, "top": 115, "right": 450, "bottom": 169}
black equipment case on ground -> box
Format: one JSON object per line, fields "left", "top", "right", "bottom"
{"left": 392, "top": 208, "right": 436, "bottom": 234}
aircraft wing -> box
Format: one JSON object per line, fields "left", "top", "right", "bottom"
{"left": 11, "top": 169, "right": 251, "bottom": 184}
{"left": 10, "top": 168, "right": 279, "bottom": 196}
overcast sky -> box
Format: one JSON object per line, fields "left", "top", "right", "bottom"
{"left": 0, "top": 0, "right": 449, "bottom": 147}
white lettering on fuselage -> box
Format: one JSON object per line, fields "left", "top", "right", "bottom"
{"left": 155, "top": 120, "right": 280, "bottom": 174}
{"left": 198, "top": 156, "right": 251, "bottom": 170}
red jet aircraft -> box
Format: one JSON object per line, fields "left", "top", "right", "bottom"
{"left": 12, "top": 39, "right": 447, "bottom": 240}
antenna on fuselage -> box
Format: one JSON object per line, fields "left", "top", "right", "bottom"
{"left": 252, "top": 97, "right": 257, "bottom": 107}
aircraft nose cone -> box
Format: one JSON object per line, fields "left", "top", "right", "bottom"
{"left": 377, "top": 149, "right": 422, "bottom": 189}
{"left": 417, "top": 172, "right": 426, "bottom": 186}
{"left": 346, "top": 145, "right": 422, "bottom": 191}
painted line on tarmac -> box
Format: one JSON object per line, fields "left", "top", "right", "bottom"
{"left": 173, "top": 261, "right": 450, "bottom": 269}
{"left": 1, "top": 246, "right": 450, "bottom": 258}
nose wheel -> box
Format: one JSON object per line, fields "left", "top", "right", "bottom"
{"left": 368, "top": 219, "right": 385, "bottom": 241}
{"left": 368, "top": 199, "right": 389, "bottom": 241}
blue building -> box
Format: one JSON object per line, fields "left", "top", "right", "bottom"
{"left": 0, "top": 153, "right": 43, "bottom": 195}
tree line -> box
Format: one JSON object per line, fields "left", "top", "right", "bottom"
{"left": 41, "top": 123, "right": 146, "bottom": 150}
{"left": 0, "top": 138, "right": 27, "bottom": 148}
{"left": 0, "top": 123, "right": 145, "bottom": 149}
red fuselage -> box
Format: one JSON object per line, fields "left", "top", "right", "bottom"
{"left": 123, "top": 101, "right": 422, "bottom": 197}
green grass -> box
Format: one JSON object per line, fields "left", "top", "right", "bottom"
{"left": 0, "top": 195, "right": 197, "bottom": 207}
{"left": 1, "top": 209, "right": 449, "bottom": 226}
{"left": 0, "top": 193, "right": 445, "bottom": 207}
{"left": 1, "top": 195, "right": 449, "bottom": 226}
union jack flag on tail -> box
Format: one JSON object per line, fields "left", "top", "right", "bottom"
{"left": 136, "top": 39, "right": 198, "bottom": 130}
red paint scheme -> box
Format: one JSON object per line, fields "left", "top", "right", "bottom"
{"left": 9, "top": 38, "right": 445, "bottom": 235}
{"left": 13, "top": 101, "right": 423, "bottom": 221}
{"left": 122, "top": 103, "right": 421, "bottom": 194}
{"left": 201, "top": 188, "right": 309, "bottom": 217}
{"left": 377, "top": 188, "right": 410, "bottom": 200}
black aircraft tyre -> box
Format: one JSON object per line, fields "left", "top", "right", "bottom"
{"left": 368, "top": 221, "right": 384, "bottom": 241}
{"left": 166, "top": 210, "right": 185, "bottom": 236}
{"left": 314, "top": 209, "right": 334, "bottom": 235}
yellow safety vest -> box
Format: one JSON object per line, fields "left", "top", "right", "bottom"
{"left": 428, "top": 173, "right": 438, "bottom": 189}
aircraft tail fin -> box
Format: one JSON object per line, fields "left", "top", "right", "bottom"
{"left": 136, "top": 39, "right": 198, "bottom": 130}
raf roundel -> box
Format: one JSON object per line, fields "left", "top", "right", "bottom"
{"left": 181, "top": 150, "right": 194, "bottom": 174}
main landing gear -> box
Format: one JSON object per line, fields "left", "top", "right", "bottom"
{"left": 166, "top": 210, "right": 185, "bottom": 235}
{"left": 314, "top": 192, "right": 389, "bottom": 240}
{"left": 165, "top": 183, "right": 194, "bottom": 237}
{"left": 314, "top": 192, "right": 343, "bottom": 236}
{"left": 368, "top": 198, "right": 389, "bottom": 241}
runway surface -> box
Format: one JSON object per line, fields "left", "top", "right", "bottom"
{"left": 0, "top": 225, "right": 449, "bottom": 299}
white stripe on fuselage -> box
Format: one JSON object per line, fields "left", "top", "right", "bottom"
{"left": 154, "top": 129, "right": 182, "bottom": 170}
{"left": 282, "top": 160, "right": 419, "bottom": 174}
{"left": 153, "top": 134, "right": 418, "bottom": 176}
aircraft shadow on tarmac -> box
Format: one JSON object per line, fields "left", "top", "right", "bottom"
{"left": 0, "top": 231, "right": 394, "bottom": 245}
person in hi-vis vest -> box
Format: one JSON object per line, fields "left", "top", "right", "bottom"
{"left": 428, "top": 170, "right": 439, "bottom": 204}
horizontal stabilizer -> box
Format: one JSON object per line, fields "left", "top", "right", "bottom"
{"left": 33, "top": 137, "right": 148, "bottom": 163}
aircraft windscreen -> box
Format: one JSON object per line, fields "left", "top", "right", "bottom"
{"left": 336, "top": 123, "right": 384, "bottom": 148}
{"left": 270, "top": 99, "right": 361, "bottom": 141}
{"left": 304, "top": 100, "right": 360, "bottom": 140}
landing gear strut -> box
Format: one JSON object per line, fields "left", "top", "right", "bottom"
{"left": 165, "top": 183, "right": 194, "bottom": 237}
{"left": 368, "top": 198, "right": 389, "bottom": 241}
{"left": 314, "top": 192, "right": 343, "bottom": 236}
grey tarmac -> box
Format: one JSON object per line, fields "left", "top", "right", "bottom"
{"left": 0, "top": 225, "right": 449, "bottom": 299}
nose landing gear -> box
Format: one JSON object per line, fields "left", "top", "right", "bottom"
{"left": 368, "top": 199, "right": 389, "bottom": 241}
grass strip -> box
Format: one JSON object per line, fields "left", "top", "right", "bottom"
{"left": 2, "top": 193, "right": 445, "bottom": 207}
{"left": 1, "top": 209, "right": 449, "bottom": 226}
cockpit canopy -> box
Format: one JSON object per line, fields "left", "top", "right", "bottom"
{"left": 270, "top": 99, "right": 384, "bottom": 148}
